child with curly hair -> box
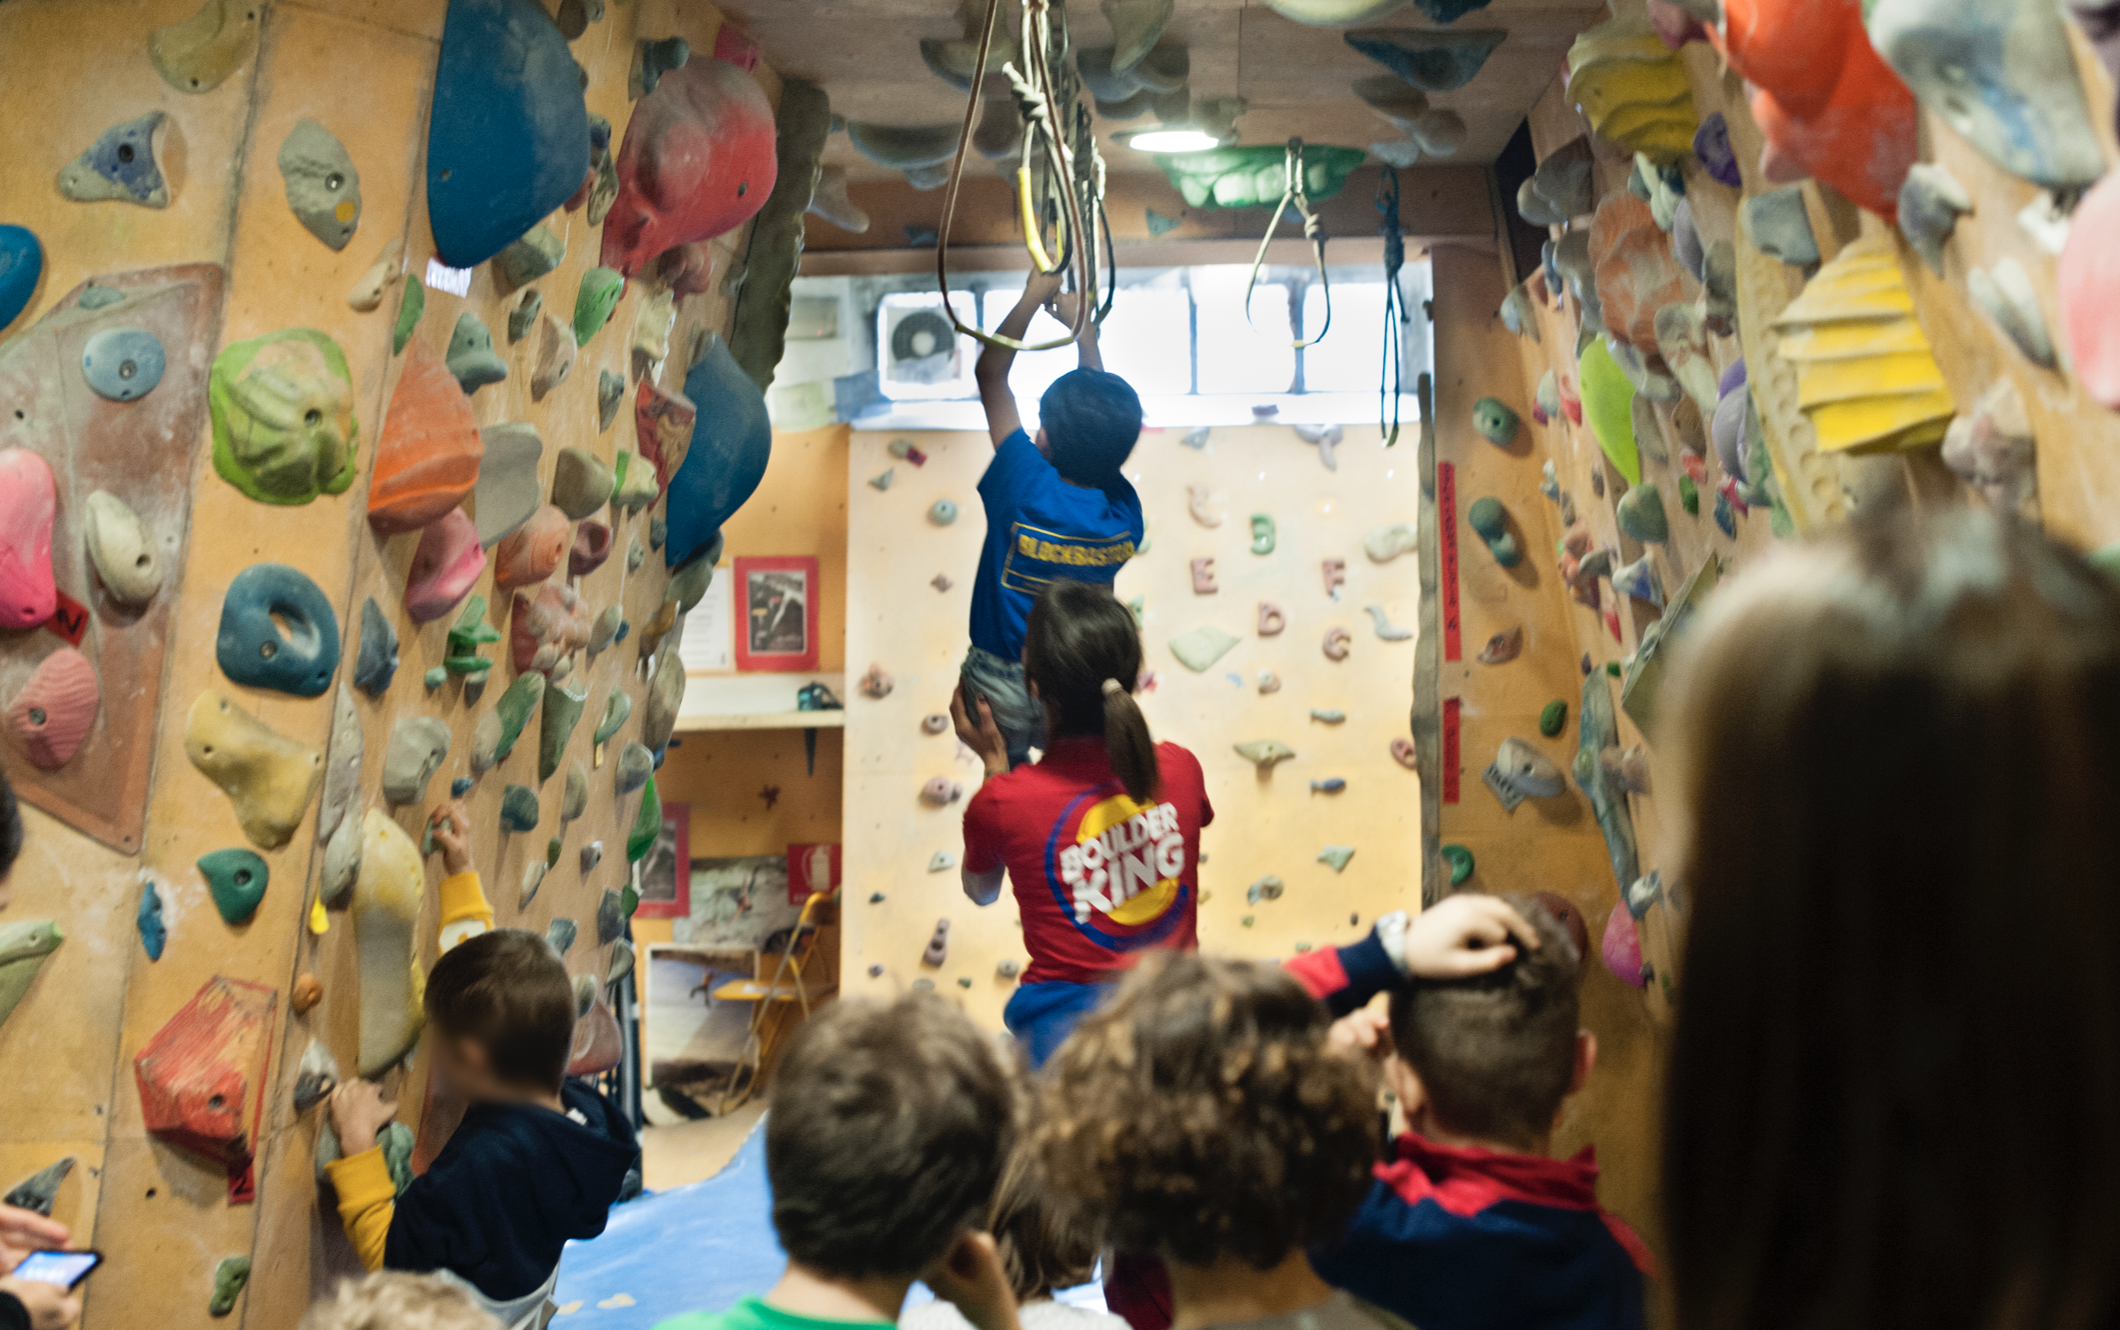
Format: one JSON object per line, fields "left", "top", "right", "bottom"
{"left": 1034, "top": 899, "right": 1541, "bottom": 1330}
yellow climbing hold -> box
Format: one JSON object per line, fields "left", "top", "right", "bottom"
{"left": 1771, "top": 233, "right": 1955, "bottom": 454}
{"left": 353, "top": 809, "right": 425, "bottom": 1076}
{"left": 184, "top": 689, "right": 324, "bottom": 850}
{"left": 310, "top": 896, "right": 329, "bottom": 935}
{"left": 1564, "top": 19, "right": 1698, "bottom": 163}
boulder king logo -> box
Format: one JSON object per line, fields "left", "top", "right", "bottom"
{"left": 1045, "top": 787, "right": 1189, "bottom": 948}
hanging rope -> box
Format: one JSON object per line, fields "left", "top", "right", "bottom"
{"left": 1377, "top": 165, "right": 1405, "bottom": 446}
{"left": 1245, "top": 137, "right": 1333, "bottom": 349}
{"left": 935, "top": 0, "right": 1107, "bottom": 350}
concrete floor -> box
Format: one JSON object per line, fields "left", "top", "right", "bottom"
{"left": 640, "top": 1101, "right": 768, "bottom": 1191}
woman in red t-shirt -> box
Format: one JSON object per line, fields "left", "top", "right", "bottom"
{"left": 952, "top": 579, "right": 1211, "bottom": 1067}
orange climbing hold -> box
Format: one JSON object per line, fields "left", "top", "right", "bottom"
{"left": 367, "top": 340, "right": 483, "bottom": 535}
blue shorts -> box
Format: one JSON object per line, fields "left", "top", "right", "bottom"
{"left": 1003, "top": 979, "right": 1114, "bottom": 1068}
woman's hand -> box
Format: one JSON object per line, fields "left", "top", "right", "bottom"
{"left": 951, "top": 682, "right": 1011, "bottom": 778}
{"left": 1400, "top": 894, "right": 1541, "bottom": 979}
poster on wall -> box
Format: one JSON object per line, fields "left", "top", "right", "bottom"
{"left": 678, "top": 569, "right": 735, "bottom": 674}
{"left": 787, "top": 843, "right": 842, "bottom": 903}
{"left": 733, "top": 556, "right": 820, "bottom": 672}
{"left": 633, "top": 801, "right": 691, "bottom": 918}
{"left": 673, "top": 855, "right": 806, "bottom": 949}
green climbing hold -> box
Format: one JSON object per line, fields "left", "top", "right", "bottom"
{"left": 500, "top": 784, "right": 539, "bottom": 832}
{"left": 485, "top": 673, "right": 544, "bottom": 768}
{"left": 546, "top": 836, "right": 562, "bottom": 866}
{"left": 1538, "top": 700, "right": 1567, "bottom": 737}
{"left": 423, "top": 665, "right": 447, "bottom": 689}
{"left": 1678, "top": 473, "right": 1698, "bottom": 514}
{"left": 1250, "top": 513, "right": 1276, "bottom": 556}
{"left": 1440, "top": 843, "right": 1474, "bottom": 885}
{"left": 209, "top": 328, "right": 360, "bottom": 505}
{"left": 447, "top": 594, "right": 500, "bottom": 660}
{"left": 1466, "top": 497, "right": 1521, "bottom": 568}
{"left": 594, "top": 688, "right": 631, "bottom": 747}
{"left": 540, "top": 678, "right": 588, "bottom": 783}
{"left": 1605, "top": 661, "right": 1622, "bottom": 677}
{"left": 209, "top": 1256, "right": 251, "bottom": 1317}
{"left": 198, "top": 848, "right": 268, "bottom": 924}
{"left": 1616, "top": 483, "right": 1669, "bottom": 543}
{"left": 620, "top": 884, "right": 639, "bottom": 918}
{"left": 573, "top": 267, "right": 624, "bottom": 346}
{"left": 392, "top": 274, "right": 424, "bottom": 355}
{"left": 1472, "top": 397, "right": 1520, "bottom": 447}
{"left": 627, "top": 774, "right": 661, "bottom": 862}
{"left": 1154, "top": 144, "right": 1366, "bottom": 209}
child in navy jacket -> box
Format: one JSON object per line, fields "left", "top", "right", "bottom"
{"left": 1285, "top": 894, "right": 1653, "bottom": 1330}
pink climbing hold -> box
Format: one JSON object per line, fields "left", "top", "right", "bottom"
{"left": 1601, "top": 906, "right": 1646, "bottom": 988}
{"left": 404, "top": 508, "right": 487, "bottom": 624}
{"left": 8, "top": 648, "right": 99, "bottom": 769}
{"left": 601, "top": 58, "right": 779, "bottom": 277}
{"left": 2059, "top": 170, "right": 2120, "bottom": 411}
{"left": 511, "top": 582, "right": 592, "bottom": 676}
{"left": 0, "top": 449, "right": 57, "bottom": 629}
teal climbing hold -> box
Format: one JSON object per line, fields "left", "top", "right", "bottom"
{"left": 198, "top": 848, "right": 268, "bottom": 925}
{"left": 0, "top": 226, "right": 42, "bottom": 330}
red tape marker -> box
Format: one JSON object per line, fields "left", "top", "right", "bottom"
{"left": 1438, "top": 461, "right": 1460, "bottom": 662}
{"left": 1442, "top": 696, "right": 1460, "bottom": 804}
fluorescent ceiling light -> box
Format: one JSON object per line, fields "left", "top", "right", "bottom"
{"left": 1121, "top": 128, "right": 1224, "bottom": 153}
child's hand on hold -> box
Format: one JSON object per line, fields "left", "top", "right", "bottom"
{"left": 1397, "top": 895, "right": 1541, "bottom": 980}
{"left": 951, "top": 682, "right": 1010, "bottom": 778}
{"left": 927, "top": 1230, "right": 1022, "bottom": 1330}
{"left": 328, "top": 1080, "right": 398, "bottom": 1157}
{"left": 429, "top": 800, "right": 472, "bottom": 876}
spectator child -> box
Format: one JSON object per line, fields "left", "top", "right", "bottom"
{"left": 652, "top": 993, "right": 1022, "bottom": 1330}
{"left": 298, "top": 1273, "right": 501, "bottom": 1330}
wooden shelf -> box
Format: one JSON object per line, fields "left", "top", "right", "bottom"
{"left": 674, "top": 672, "right": 848, "bottom": 733}
{"left": 676, "top": 709, "right": 847, "bottom": 733}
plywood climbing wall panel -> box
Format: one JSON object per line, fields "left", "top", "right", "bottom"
{"left": 842, "top": 424, "right": 1423, "bottom": 1024}
{"left": 0, "top": 0, "right": 770, "bottom": 1324}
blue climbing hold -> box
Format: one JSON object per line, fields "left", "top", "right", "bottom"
{"left": 216, "top": 563, "right": 341, "bottom": 697}
{"left": 77, "top": 286, "right": 123, "bottom": 311}
{"left": 427, "top": 0, "right": 590, "bottom": 270}
{"left": 57, "top": 112, "right": 172, "bottom": 208}
{"left": 137, "top": 877, "right": 167, "bottom": 961}
{"left": 81, "top": 327, "right": 167, "bottom": 402}
{"left": 665, "top": 333, "right": 771, "bottom": 570}
{"left": 452, "top": 776, "right": 474, "bottom": 797}
{"left": 0, "top": 226, "right": 41, "bottom": 331}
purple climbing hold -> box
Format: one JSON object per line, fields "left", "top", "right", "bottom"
{"left": 1694, "top": 113, "right": 1740, "bottom": 187}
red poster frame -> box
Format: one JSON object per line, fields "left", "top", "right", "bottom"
{"left": 733, "top": 556, "right": 821, "bottom": 673}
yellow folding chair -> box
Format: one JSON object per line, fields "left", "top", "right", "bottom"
{"left": 712, "top": 885, "right": 839, "bottom": 1113}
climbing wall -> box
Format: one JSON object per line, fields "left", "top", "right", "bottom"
{"left": 842, "top": 424, "right": 1423, "bottom": 1024}
{"left": 0, "top": 0, "right": 784, "bottom": 1325}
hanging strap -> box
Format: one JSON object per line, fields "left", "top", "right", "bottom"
{"left": 1377, "top": 165, "right": 1405, "bottom": 445}
{"left": 935, "top": 0, "right": 1099, "bottom": 351}
{"left": 1245, "top": 137, "right": 1333, "bottom": 349}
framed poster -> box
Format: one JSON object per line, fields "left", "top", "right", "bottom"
{"left": 634, "top": 801, "right": 691, "bottom": 918}
{"left": 673, "top": 856, "right": 805, "bottom": 949}
{"left": 733, "top": 556, "right": 820, "bottom": 672}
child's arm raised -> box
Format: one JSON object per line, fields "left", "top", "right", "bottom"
{"left": 1286, "top": 895, "right": 1542, "bottom": 1014}
{"left": 1049, "top": 291, "right": 1103, "bottom": 372}
{"left": 975, "top": 270, "right": 1064, "bottom": 446}
{"left": 428, "top": 800, "right": 492, "bottom": 955}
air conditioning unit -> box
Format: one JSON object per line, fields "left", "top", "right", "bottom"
{"left": 882, "top": 305, "right": 965, "bottom": 387}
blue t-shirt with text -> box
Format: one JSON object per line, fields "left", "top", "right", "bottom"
{"left": 970, "top": 429, "right": 1144, "bottom": 658}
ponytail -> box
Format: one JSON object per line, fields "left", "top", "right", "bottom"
{"left": 1101, "top": 678, "right": 1161, "bottom": 803}
{"left": 1024, "top": 581, "right": 1161, "bottom": 801}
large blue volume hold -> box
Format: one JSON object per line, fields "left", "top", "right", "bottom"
{"left": 0, "top": 226, "right": 41, "bottom": 330}
{"left": 216, "top": 563, "right": 341, "bottom": 696}
{"left": 665, "top": 333, "right": 771, "bottom": 569}
{"left": 427, "top": 0, "right": 590, "bottom": 270}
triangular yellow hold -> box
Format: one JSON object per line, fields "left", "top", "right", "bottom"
{"left": 1772, "top": 233, "right": 1954, "bottom": 454}
{"left": 1565, "top": 17, "right": 1699, "bottom": 163}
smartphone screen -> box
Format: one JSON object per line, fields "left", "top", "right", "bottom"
{"left": 11, "top": 1250, "right": 100, "bottom": 1288}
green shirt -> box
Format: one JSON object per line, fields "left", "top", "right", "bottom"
{"left": 655, "top": 1297, "right": 896, "bottom": 1330}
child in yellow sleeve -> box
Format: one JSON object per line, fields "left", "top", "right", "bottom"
{"left": 325, "top": 805, "right": 636, "bottom": 1330}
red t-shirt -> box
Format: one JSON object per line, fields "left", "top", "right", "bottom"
{"left": 962, "top": 736, "right": 1212, "bottom": 985}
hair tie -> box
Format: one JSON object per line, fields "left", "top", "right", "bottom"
{"left": 1102, "top": 678, "right": 1124, "bottom": 696}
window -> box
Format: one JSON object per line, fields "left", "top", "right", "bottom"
{"left": 826, "top": 259, "right": 1433, "bottom": 429}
